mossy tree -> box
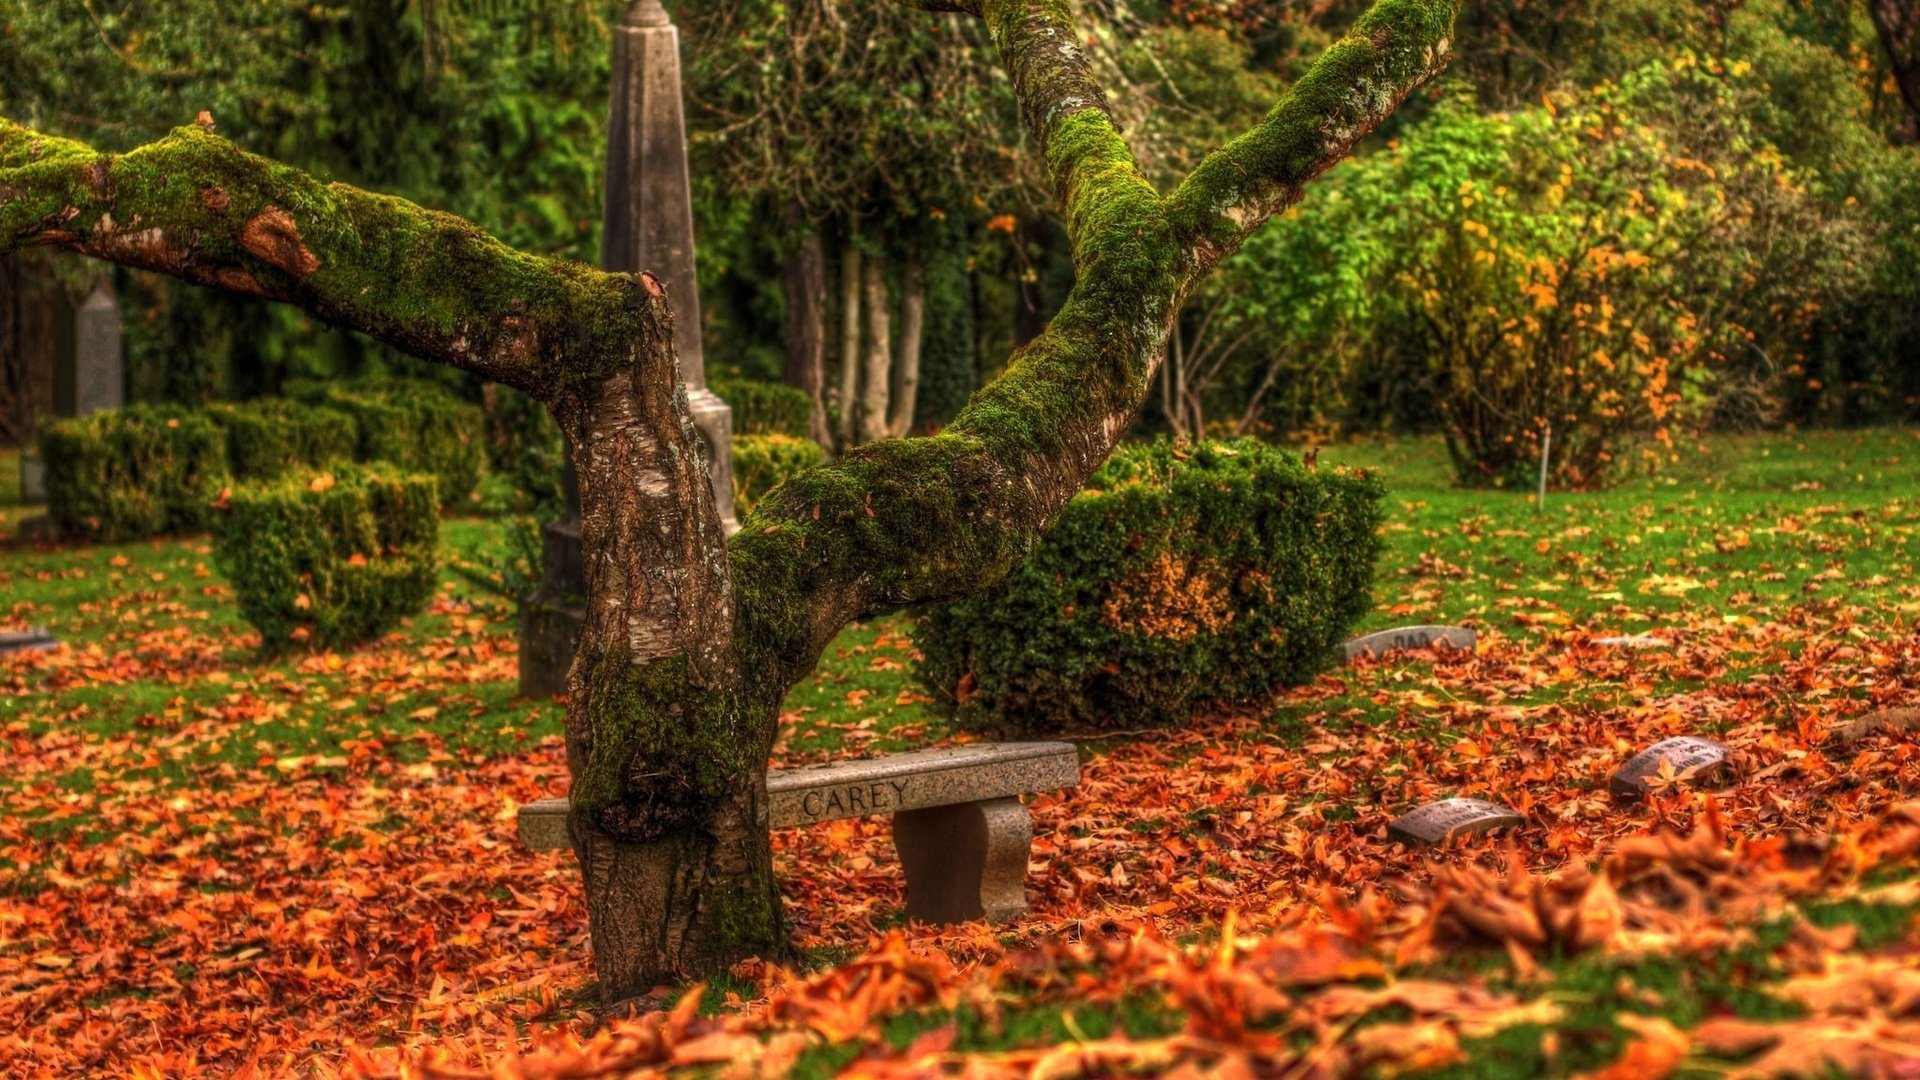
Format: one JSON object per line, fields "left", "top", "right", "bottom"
{"left": 0, "top": 0, "right": 1461, "bottom": 1003}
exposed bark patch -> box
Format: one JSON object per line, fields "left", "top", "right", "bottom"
{"left": 201, "top": 186, "right": 230, "bottom": 212}
{"left": 240, "top": 206, "right": 320, "bottom": 276}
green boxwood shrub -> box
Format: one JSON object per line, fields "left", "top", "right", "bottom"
{"left": 712, "top": 378, "right": 814, "bottom": 438}
{"left": 212, "top": 465, "right": 440, "bottom": 650}
{"left": 913, "top": 439, "right": 1385, "bottom": 734}
{"left": 40, "top": 405, "right": 228, "bottom": 541}
{"left": 732, "top": 432, "right": 827, "bottom": 517}
{"left": 206, "top": 399, "right": 357, "bottom": 479}
{"left": 290, "top": 379, "right": 486, "bottom": 508}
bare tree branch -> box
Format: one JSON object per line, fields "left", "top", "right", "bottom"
{"left": 0, "top": 119, "right": 655, "bottom": 401}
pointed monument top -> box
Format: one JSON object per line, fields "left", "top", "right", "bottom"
{"left": 626, "top": 0, "right": 671, "bottom": 27}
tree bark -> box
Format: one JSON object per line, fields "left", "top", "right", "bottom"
{"left": 834, "top": 240, "right": 862, "bottom": 448}
{"left": 1872, "top": 0, "right": 1920, "bottom": 142}
{"left": 1, "top": 0, "right": 1462, "bottom": 1004}
{"left": 857, "top": 255, "right": 893, "bottom": 444}
{"left": 0, "top": 254, "right": 22, "bottom": 446}
{"left": 780, "top": 207, "right": 833, "bottom": 448}
{"left": 888, "top": 253, "right": 926, "bottom": 437}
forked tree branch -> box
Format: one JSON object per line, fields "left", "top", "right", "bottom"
{"left": 0, "top": 120, "right": 656, "bottom": 401}
{"left": 732, "top": 0, "right": 1460, "bottom": 683}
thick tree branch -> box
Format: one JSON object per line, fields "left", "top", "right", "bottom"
{"left": 1166, "top": 0, "right": 1460, "bottom": 271}
{"left": 0, "top": 120, "right": 653, "bottom": 401}
{"left": 731, "top": 0, "right": 1460, "bottom": 685}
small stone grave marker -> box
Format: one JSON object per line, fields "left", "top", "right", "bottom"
{"left": 1609, "top": 736, "right": 1731, "bottom": 797}
{"left": 1343, "top": 625, "right": 1476, "bottom": 662}
{"left": 1387, "top": 797, "right": 1524, "bottom": 847}
{"left": 1592, "top": 634, "right": 1669, "bottom": 650}
{"left": 0, "top": 628, "right": 58, "bottom": 656}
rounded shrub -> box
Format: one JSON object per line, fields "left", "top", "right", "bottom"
{"left": 206, "top": 399, "right": 357, "bottom": 479}
{"left": 212, "top": 465, "right": 440, "bottom": 650}
{"left": 913, "top": 439, "right": 1385, "bottom": 734}
{"left": 712, "top": 378, "right": 814, "bottom": 438}
{"left": 40, "top": 404, "right": 228, "bottom": 541}
{"left": 290, "top": 379, "right": 487, "bottom": 508}
{"left": 733, "top": 433, "right": 827, "bottom": 518}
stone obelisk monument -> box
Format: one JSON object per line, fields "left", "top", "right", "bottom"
{"left": 518, "top": 0, "right": 736, "bottom": 698}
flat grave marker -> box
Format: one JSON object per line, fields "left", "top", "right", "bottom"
{"left": 1610, "top": 736, "right": 1731, "bottom": 797}
{"left": 0, "top": 628, "right": 58, "bottom": 656}
{"left": 1592, "top": 634, "right": 1669, "bottom": 650}
{"left": 1387, "top": 797, "right": 1524, "bottom": 847}
{"left": 1343, "top": 625, "right": 1476, "bottom": 662}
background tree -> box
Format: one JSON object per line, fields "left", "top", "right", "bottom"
{"left": 0, "top": 0, "right": 1457, "bottom": 1001}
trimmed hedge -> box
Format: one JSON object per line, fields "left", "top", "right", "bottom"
{"left": 212, "top": 465, "right": 440, "bottom": 650}
{"left": 289, "top": 379, "right": 486, "bottom": 507}
{"left": 712, "top": 378, "right": 814, "bottom": 438}
{"left": 207, "top": 399, "right": 357, "bottom": 479}
{"left": 40, "top": 405, "right": 228, "bottom": 541}
{"left": 913, "top": 439, "right": 1385, "bottom": 734}
{"left": 732, "top": 433, "right": 827, "bottom": 518}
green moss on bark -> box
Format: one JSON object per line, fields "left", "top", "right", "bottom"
{"left": 572, "top": 653, "right": 754, "bottom": 840}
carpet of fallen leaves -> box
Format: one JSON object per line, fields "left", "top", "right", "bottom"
{"left": 4, "top": 593, "right": 1918, "bottom": 1078}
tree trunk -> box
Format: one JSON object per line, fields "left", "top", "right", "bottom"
{"left": 1872, "top": 0, "right": 1920, "bottom": 141}
{"left": 887, "top": 253, "right": 925, "bottom": 437}
{"left": 781, "top": 206, "right": 833, "bottom": 448}
{"left": 0, "top": 254, "right": 22, "bottom": 446}
{"left": 856, "top": 256, "right": 892, "bottom": 445}
{"left": 834, "top": 241, "right": 862, "bottom": 448}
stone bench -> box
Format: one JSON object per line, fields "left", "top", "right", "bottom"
{"left": 518, "top": 741, "right": 1079, "bottom": 924}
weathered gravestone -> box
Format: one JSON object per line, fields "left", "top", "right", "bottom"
{"left": 1344, "top": 625, "right": 1477, "bottom": 662}
{"left": 520, "top": 742, "right": 1081, "bottom": 923}
{"left": 1387, "top": 797, "right": 1525, "bottom": 847}
{"left": 1609, "top": 736, "right": 1731, "bottom": 797}
{"left": 20, "top": 283, "right": 121, "bottom": 505}
{"left": 0, "top": 628, "right": 58, "bottom": 656}
{"left": 518, "top": 0, "right": 736, "bottom": 699}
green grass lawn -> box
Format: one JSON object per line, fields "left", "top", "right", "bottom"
{"left": 7, "top": 427, "right": 1919, "bottom": 799}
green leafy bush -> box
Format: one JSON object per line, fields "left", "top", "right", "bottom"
{"left": 40, "top": 405, "right": 228, "bottom": 541}
{"left": 206, "top": 399, "right": 357, "bottom": 479}
{"left": 914, "top": 439, "right": 1384, "bottom": 734}
{"left": 213, "top": 465, "right": 440, "bottom": 650}
{"left": 712, "top": 378, "right": 814, "bottom": 439}
{"left": 290, "top": 380, "right": 487, "bottom": 507}
{"left": 733, "top": 433, "right": 827, "bottom": 518}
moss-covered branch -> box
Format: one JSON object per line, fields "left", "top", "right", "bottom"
{"left": 0, "top": 119, "right": 653, "bottom": 401}
{"left": 732, "top": 0, "right": 1461, "bottom": 685}
{"left": 1166, "top": 0, "right": 1462, "bottom": 270}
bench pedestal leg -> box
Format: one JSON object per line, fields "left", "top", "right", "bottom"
{"left": 892, "top": 796, "right": 1031, "bottom": 924}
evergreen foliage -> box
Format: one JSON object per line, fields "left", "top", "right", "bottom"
{"left": 711, "top": 379, "right": 814, "bottom": 439}
{"left": 206, "top": 399, "right": 357, "bottom": 480}
{"left": 913, "top": 440, "right": 1384, "bottom": 733}
{"left": 40, "top": 405, "right": 228, "bottom": 541}
{"left": 732, "top": 433, "right": 828, "bottom": 518}
{"left": 288, "top": 380, "right": 488, "bottom": 508}
{"left": 212, "top": 464, "right": 440, "bottom": 650}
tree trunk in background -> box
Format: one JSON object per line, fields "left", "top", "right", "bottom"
{"left": 888, "top": 254, "right": 925, "bottom": 437}
{"left": 1873, "top": 0, "right": 1920, "bottom": 141}
{"left": 835, "top": 242, "right": 862, "bottom": 447}
{"left": 0, "top": 255, "right": 21, "bottom": 445}
{"left": 781, "top": 208, "right": 832, "bottom": 448}
{"left": 857, "top": 257, "right": 893, "bottom": 445}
